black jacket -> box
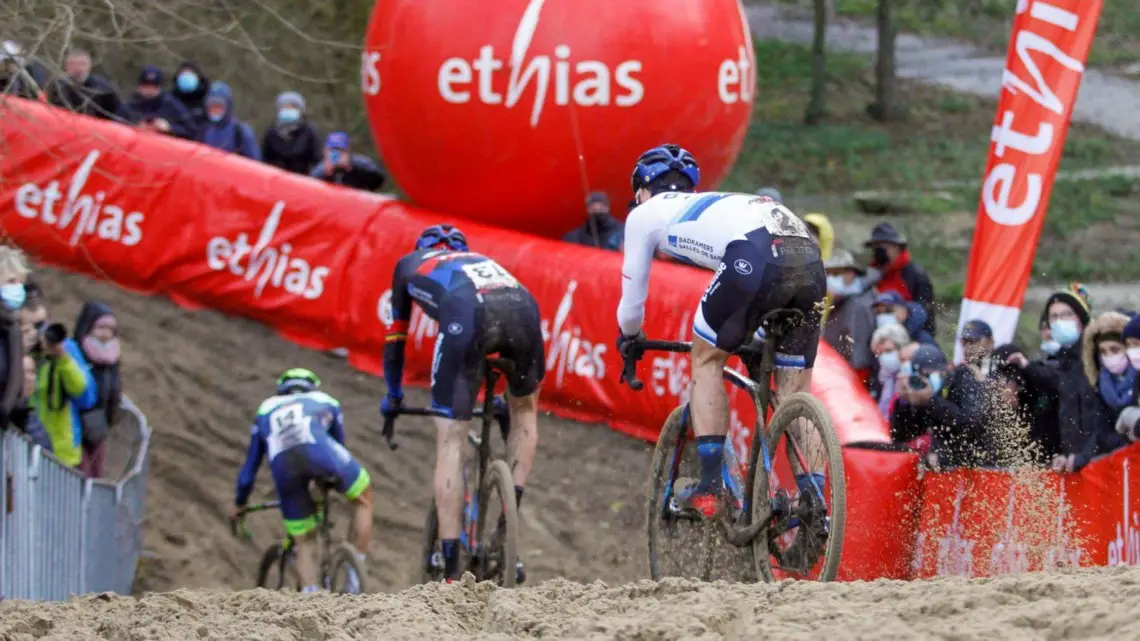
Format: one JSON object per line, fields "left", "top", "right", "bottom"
{"left": 0, "top": 307, "right": 23, "bottom": 428}
{"left": 310, "top": 154, "right": 386, "bottom": 192}
{"left": 170, "top": 61, "right": 211, "bottom": 136}
{"left": 125, "top": 90, "right": 195, "bottom": 140}
{"left": 262, "top": 121, "right": 323, "bottom": 175}
{"left": 890, "top": 366, "right": 990, "bottom": 468}
{"left": 1034, "top": 343, "right": 1125, "bottom": 470}
{"left": 49, "top": 74, "right": 125, "bottom": 121}
{"left": 73, "top": 301, "right": 122, "bottom": 427}
{"left": 562, "top": 214, "right": 624, "bottom": 251}
{"left": 1018, "top": 357, "right": 1063, "bottom": 464}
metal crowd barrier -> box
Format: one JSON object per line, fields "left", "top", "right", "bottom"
{"left": 0, "top": 396, "right": 151, "bottom": 600}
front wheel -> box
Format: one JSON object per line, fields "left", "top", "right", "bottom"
{"left": 477, "top": 459, "right": 518, "bottom": 587}
{"left": 256, "top": 542, "right": 300, "bottom": 590}
{"left": 751, "top": 392, "right": 846, "bottom": 582}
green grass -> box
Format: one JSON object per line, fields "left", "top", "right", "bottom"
{"left": 761, "top": 0, "right": 1140, "bottom": 68}
{"left": 724, "top": 39, "right": 1140, "bottom": 296}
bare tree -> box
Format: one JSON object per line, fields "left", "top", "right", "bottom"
{"left": 804, "top": 0, "right": 829, "bottom": 125}
{"left": 868, "top": 0, "right": 898, "bottom": 122}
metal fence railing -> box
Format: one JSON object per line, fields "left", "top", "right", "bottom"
{"left": 0, "top": 395, "right": 151, "bottom": 600}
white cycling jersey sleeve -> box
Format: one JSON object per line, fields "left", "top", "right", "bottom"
{"left": 616, "top": 201, "right": 667, "bottom": 336}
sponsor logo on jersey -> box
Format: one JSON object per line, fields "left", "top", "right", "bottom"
{"left": 14, "top": 150, "right": 145, "bottom": 247}
{"left": 733, "top": 259, "right": 753, "bottom": 275}
{"left": 667, "top": 235, "right": 718, "bottom": 261}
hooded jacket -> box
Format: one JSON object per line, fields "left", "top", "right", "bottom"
{"left": 199, "top": 81, "right": 261, "bottom": 161}
{"left": 170, "top": 61, "right": 211, "bottom": 135}
{"left": 262, "top": 91, "right": 323, "bottom": 175}
{"left": 902, "top": 301, "right": 937, "bottom": 346}
{"left": 74, "top": 301, "right": 123, "bottom": 428}
{"left": 1047, "top": 331, "right": 1126, "bottom": 470}
{"left": 1082, "top": 312, "right": 1138, "bottom": 420}
{"left": 32, "top": 340, "right": 97, "bottom": 467}
{"left": 563, "top": 213, "right": 625, "bottom": 251}
{"left": 803, "top": 213, "right": 835, "bottom": 324}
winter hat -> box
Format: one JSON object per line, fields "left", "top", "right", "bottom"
{"left": 1124, "top": 314, "right": 1140, "bottom": 343}
{"left": 755, "top": 187, "right": 783, "bottom": 202}
{"left": 1041, "top": 282, "right": 1092, "bottom": 328}
{"left": 864, "top": 222, "right": 908, "bottom": 247}
{"left": 276, "top": 90, "right": 306, "bottom": 112}
{"left": 138, "top": 65, "right": 163, "bottom": 86}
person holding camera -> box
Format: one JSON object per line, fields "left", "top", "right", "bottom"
{"left": 889, "top": 344, "right": 990, "bottom": 469}
{"left": 28, "top": 314, "right": 97, "bottom": 468}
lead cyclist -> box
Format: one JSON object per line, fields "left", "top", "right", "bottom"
{"left": 615, "top": 144, "right": 829, "bottom": 524}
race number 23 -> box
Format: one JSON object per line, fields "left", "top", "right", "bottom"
{"left": 462, "top": 260, "right": 519, "bottom": 290}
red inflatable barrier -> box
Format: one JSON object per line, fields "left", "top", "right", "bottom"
{"left": 1, "top": 97, "right": 903, "bottom": 579}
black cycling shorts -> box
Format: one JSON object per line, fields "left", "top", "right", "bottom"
{"left": 429, "top": 288, "right": 546, "bottom": 420}
{"left": 693, "top": 230, "right": 826, "bottom": 368}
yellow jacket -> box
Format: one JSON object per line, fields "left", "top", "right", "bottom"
{"left": 803, "top": 213, "right": 835, "bottom": 324}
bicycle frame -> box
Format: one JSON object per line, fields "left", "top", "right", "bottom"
{"left": 232, "top": 480, "right": 339, "bottom": 588}
{"left": 381, "top": 357, "right": 513, "bottom": 567}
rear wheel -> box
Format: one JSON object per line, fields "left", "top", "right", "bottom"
{"left": 327, "top": 542, "right": 369, "bottom": 594}
{"left": 476, "top": 459, "right": 518, "bottom": 587}
{"left": 751, "top": 392, "right": 846, "bottom": 582}
{"left": 646, "top": 406, "right": 719, "bottom": 581}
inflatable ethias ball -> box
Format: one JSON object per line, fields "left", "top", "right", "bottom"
{"left": 362, "top": 0, "right": 756, "bottom": 238}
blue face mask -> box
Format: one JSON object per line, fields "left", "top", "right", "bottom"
{"left": 176, "top": 72, "right": 199, "bottom": 93}
{"left": 208, "top": 112, "right": 224, "bottom": 123}
{"left": 0, "top": 283, "right": 25, "bottom": 310}
{"left": 1050, "top": 319, "right": 1081, "bottom": 347}
{"left": 1041, "top": 339, "right": 1061, "bottom": 356}
{"left": 928, "top": 372, "right": 944, "bottom": 394}
{"left": 876, "top": 313, "right": 899, "bottom": 328}
{"left": 330, "top": 149, "right": 344, "bottom": 164}
{"left": 878, "top": 350, "right": 900, "bottom": 372}
{"left": 827, "top": 275, "right": 864, "bottom": 298}
{"left": 278, "top": 107, "right": 301, "bottom": 124}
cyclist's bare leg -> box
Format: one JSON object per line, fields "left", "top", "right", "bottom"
{"left": 350, "top": 485, "right": 374, "bottom": 557}
{"left": 433, "top": 417, "right": 467, "bottom": 540}
{"left": 293, "top": 531, "right": 320, "bottom": 589}
{"left": 690, "top": 336, "right": 732, "bottom": 439}
{"left": 774, "top": 367, "right": 824, "bottom": 476}
{"left": 505, "top": 391, "right": 539, "bottom": 489}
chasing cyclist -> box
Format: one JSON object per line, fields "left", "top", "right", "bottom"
{"left": 380, "top": 225, "right": 545, "bottom": 583}
{"left": 228, "top": 368, "right": 373, "bottom": 593}
{"left": 616, "top": 144, "right": 828, "bottom": 521}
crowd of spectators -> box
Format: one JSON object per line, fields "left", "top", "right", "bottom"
{"left": 0, "top": 246, "right": 123, "bottom": 480}
{"left": 2, "top": 44, "right": 386, "bottom": 194}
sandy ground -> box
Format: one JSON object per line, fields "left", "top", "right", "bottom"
{"left": 4, "top": 567, "right": 1140, "bottom": 640}
{"left": 36, "top": 266, "right": 652, "bottom": 594}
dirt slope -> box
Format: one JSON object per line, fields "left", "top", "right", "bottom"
{"left": 4, "top": 567, "right": 1139, "bottom": 640}
{"left": 38, "top": 266, "right": 653, "bottom": 594}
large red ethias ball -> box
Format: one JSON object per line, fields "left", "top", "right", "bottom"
{"left": 363, "top": 0, "right": 756, "bottom": 239}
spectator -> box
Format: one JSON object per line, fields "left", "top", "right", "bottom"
{"left": 125, "top": 65, "right": 195, "bottom": 139}
{"left": 1080, "top": 311, "right": 1134, "bottom": 455}
{"left": 19, "top": 298, "right": 46, "bottom": 355}
{"left": 755, "top": 187, "right": 783, "bottom": 202}
{"left": 310, "top": 132, "right": 386, "bottom": 192}
{"left": 171, "top": 61, "right": 211, "bottom": 135}
{"left": 1037, "top": 316, "right": 1061, "bottom": 361}
{"left": 870, "top": 323, "right": 910, "bottom": 418}
{"left": 262, "top": 91, "right": 322, "bottom": 175}
{"left": 1114, "top": 314, "right": 1140, "bottom": 441}
{"left": 48, "top": 49, "right": 124, "bottom": 121}
{"left": 891, "top": 344, "right": 987, "bottom": 470}
{"left": 8, "top": 355, "right": 52, "bottom": 451}
{"left": 562, "top": 192, "right": 624, "bottom": 251}
{"left": 0, "top": 40, "right": 44, "bottom": 100}
{"left": 29, "top": 315, "right": 97, "bottom": 468}
{"left": 997, "top": 344, "right": 1061, "bottom": 465}
{"left": 199, "top": 81, "right": 261, "bottom": 160}
{"left": 802, "top": 213, "right": 834, "bottom": 262}
{"left": 74, "top": 301, "right": 122, "bottom": 479}
{"left": 864, "top": 222, "right": 936, "bottom": 336}
{"left": 822, "top": 249, "right": 875, "bottom": 375}
{"left": 0, "top": 246, "right": 29, "bottom": 428}
{"left": 872, "top": 292, "right": 904, "bottom": 329}
{"left": 960, "top": 319, "right": 996, "bottom": 375}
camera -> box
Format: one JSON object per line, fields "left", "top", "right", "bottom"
{"left": 40, "top": 322, "right": 67, "bottom": 347}
{"left": 908, "top": 374, "right": 928, "bottom": 390}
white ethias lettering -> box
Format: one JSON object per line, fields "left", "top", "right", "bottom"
{"left": 362, "top": 51, "right": 382, "bottom": 96}
{"left": 438, "top": 44, "right": 643, "bottom": 127}
{"left": 1002, "top": 28, "right": 1085, "bottom": 116}
{"left": 541, "top": 280, "right": 607, "bottom": 386}
{"left": 1108, "top": 458, "right": 1140, "bottom": 567}
{"left": 205, "top": 201, "right": 330, "bottom": 300}
{"left": 717, "top": 46, "right": 755, "bottom": 105}
{"left": 14, "top": 149, "right": 145, "bottom": 247}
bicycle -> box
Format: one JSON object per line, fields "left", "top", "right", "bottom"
{"left": 230, "top": 477, "right": 369, "bottom": 593}
{"left": 621, "top": 308, "right": 846, "bottom": 583}
{"left": 380, "top": 356, "right": 521, "bottom": 587}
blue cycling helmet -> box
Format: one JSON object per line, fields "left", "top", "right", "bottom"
{"left": 277, "top": 367, "right": 321, "bottom": 395}
{"left": 630, "top": 144, "right": 699, "bottom": 195}
{"left": 415, "top": 224, "right": 469, "bottom": 252}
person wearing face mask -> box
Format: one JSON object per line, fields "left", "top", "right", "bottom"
{"left": 48, "top": 49, "right": 124, "bottom": 121}
{"left": 821, "top": 249, "right": 875, "bottom": 376}
{"left": 73, "top": 301, "right": 123, "bottom": 479}
{"left": 0, "top": 246, "right": 29, "bottom": 430}
{"left": 311, "top": 131, "right": 386, "bottom": 192}
{"left": 170, "top": 61, "right": 211, "bottom": 135}
{"left": 562, "top": 192, "right": 625, "bottom": 251}
{"left": 261, "top": 91, "right": 323, "bottom": 176}
{"left": 870, "top": 323, "right": 910, "bottom": 418}
{"left": 890, "top": 344, "right": 987, "bottom": 470}
{"left": 863, "top": 222, "right": 936, "bottom": 336}
{"left": 125, "top": 65, "right": 194, "bottom": 139}
{"left": 198, "top": 81, "right": 261, "bottom": 160}
{"left": 1113, "top": 314, "right": 1140, "bottom": 441}
{"left": 1069, "top": 311, "right": 1131, "bottom": 462}
{"left": 994, "top": 344, "right": 1060, "bottom": 465}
